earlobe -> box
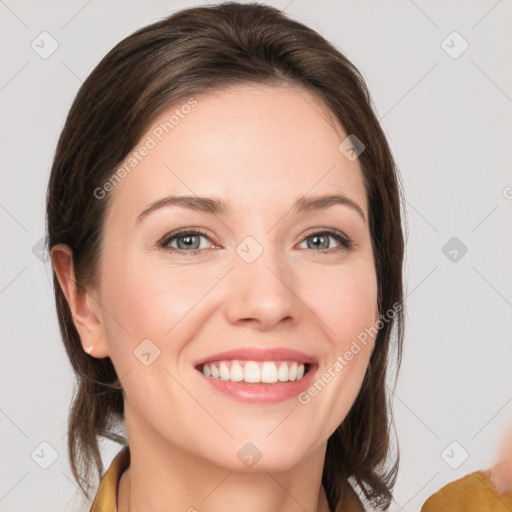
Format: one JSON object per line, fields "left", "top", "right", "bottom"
{"left": 50, "top": 244, "right": 110, "bottom": 358}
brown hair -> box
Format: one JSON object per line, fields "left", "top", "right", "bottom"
{"left": 46, "top": 2, "right": 406, "bottom": 510}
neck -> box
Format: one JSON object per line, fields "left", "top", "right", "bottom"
{"left": 119, "top": 467, "right": 331, "bottom": 512}
{"left": 117, "top": 404, "right": 332, "bottom": 512}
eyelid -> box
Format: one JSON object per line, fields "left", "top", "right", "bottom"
{"left": 158, "top": 227, "right": 216, "bottom": 250}
{"left": 299, "top": 227, "right": 353, "bottom": 251}
{"left": 158, "top": 227, "right": 354, "bottom": 254}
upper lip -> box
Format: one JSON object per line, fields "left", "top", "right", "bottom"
{"left": 193, "top": 347, "right": 319, "bottom": 367}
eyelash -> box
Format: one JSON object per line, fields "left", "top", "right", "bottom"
{"left": 158, "top": 227, "right": 353, "bottom": 255}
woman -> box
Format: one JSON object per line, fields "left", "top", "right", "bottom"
{"left": 45, "top": 2, "right": 510, "bottom": 511}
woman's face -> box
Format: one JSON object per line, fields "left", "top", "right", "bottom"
{"left": 93, "top": 83, "right": 379, "bottom": 471}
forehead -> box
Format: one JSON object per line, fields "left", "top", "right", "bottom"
{"left": 105, "top": 83, "right": 367, "bottom": 226}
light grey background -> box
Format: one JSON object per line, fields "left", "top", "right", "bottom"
{"left": 1, "top": 0, "right": 511, "bottom": 511}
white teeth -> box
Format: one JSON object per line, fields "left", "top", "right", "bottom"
{"left": 278, "top": 362, "right": 288, "bottom": 382}
{"left": 289, "top": 362, "right": 298, "bottom": 381}
{"left": 244, "top": 361, "right": 260, "bottom": 383}
{"left": 230, "top": 362, "right": 244, "bottom": 382}
{"left": 200, "top": 360, "right": 308, "bottom": 383}
{"left": 261, "top": 362, "right": 278, "bottom": 383}
{"left": 219, "top": 362, "right": 230, "bottom": 381}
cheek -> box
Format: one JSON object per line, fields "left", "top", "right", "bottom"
{"left": 98, "top": 263, "right": 201, "bottom": 412}
{"left": 99, "top": 258, "right": 222, "bottom": 366}
{"left": 304, "top": 262, "right": 378, "bottom": 347}
{"left": 101, "top": 250, "right": 378, "bottom": 366}
{"left": 300, "top": 265, "right": 377, "bottom": 427}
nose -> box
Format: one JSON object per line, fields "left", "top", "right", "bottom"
{"left": 223, "top": 243, "right": 300, "bottom": 330}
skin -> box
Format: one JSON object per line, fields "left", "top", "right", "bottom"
{"left": 490, "top": 419, "right": 512, "bottom": 494}
{"left": 51, "top": 83, "right": 380, "bottom": 512}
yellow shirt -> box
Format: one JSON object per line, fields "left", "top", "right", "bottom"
{"left": 89, "top": 446, "right": 512, "bottom": 511}
{"left": 421, "top": 469, "right": 512, "bottom": 511}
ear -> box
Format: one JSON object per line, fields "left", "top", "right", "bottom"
{"left": 50, "top": 244, "right": 110, "bottom": 358}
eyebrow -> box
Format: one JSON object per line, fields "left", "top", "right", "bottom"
{"left": 136, "top": 193, "right": 366, "bottom": 224}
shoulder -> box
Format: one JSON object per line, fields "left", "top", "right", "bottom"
{"left": 420, "top": 469, "right": 512, "bottom": 512}
{"left": 90, "top": 445, "right": 130, "bottom": 512}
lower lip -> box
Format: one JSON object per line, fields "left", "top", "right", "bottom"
{"left": 197, "top": 365, "right": 317, "bottom": 404}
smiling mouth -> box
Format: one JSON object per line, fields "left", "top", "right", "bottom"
{"left": 196, "top": 359, "right": 311, "bottom": 384}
